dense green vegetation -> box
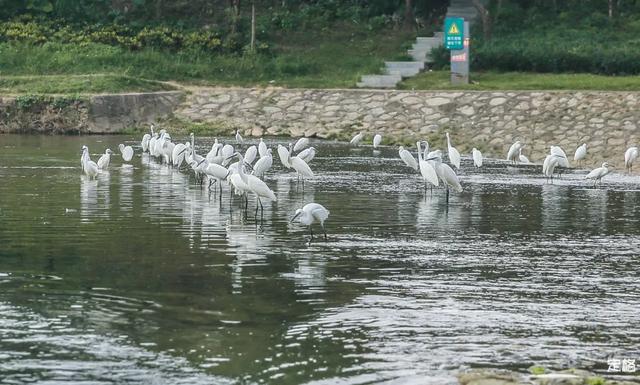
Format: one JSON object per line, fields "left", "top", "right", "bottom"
{"left": 0, "top": 74, "right": 174, "bottom": 94}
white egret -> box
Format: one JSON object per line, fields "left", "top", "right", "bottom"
{"left": 297, "top": 147, "right": 316, "bottom": 164}
{"left": 550, "top": 146, "right": 570, "bottom": 168}
{"left": 373, "top": 134, "right": 382, "bottom": 148}
{"left": 585, "top": 162, "right": 612, "bottom": 187}
{"left": 148, "top": 132, "right": 158, "bottom": 157}
{"left": 350, "top": 132, "right": 364, "bottom": 146}
{"left": 252, "top": 148, "right": 273, "bottom": 178}
{"left": 417, "top": 141, "right": 439, "bottom": 190}
{"left": 518, "top": 148, "right": 530, "bottom": 164}
{"left": 277, "top": 144, "right": 292, "bottom": 169}
{"left": 206, "top": 139, "right": 223, "bottom": 164}
{"left": 228, "top": 152, "right": 277, "bottom": 217}
{"left": 205, "top": 162, "right": 230, "bottom": 194}
{"left": 172, "top": 142, "right": 187, "bottom": 167}
{"left": 542, "top": 154, "right": 562, "bottom": 183}
{"left": 472, "top": 148, "right": 483, "bottom": 168}
{"left": 624, "top": 146, "right": 638, "bottom": 173}
{"left": 141, "top": 124, "right": 153, "bottom": 152}
{"left": 291, "top": 155, "right": 314, "bottom": 184}
{"left": 293, "top": 137, "right": 310, "bottom": 153}
{"left": 398, "top": 146, "right": 418, "bottom": 171}
{"left": 425, "top": 153, "right": 462, "bottom": 203}
{"left": 574, "top": 143, "right": 587, "bottom": 166}
{"left": 445, "top": 132, "right": 461, "bottom": 169}
{"left": 244, "top": 145, "right": 258, "bottom": 165}
{"left": 235, "top": 130, "right": 244, "bottom": 144}
{"left": 507, "top": 141, "right": 524, "bottom": 164}
{"left": 258, "top": 138, "right": 268, "bottom": 158}
{"left": 221, "top": 144, "right": 235, "bottom": 159}
{"left": 81, "top": 146, "right": 99, "bottom": 179}
{"left": 290, "top": 203, "right": 330, "bottom": 240}
{"left": 97, "top": 149, "right": 113, "bottom": 170}
{"left": 118, "top": 143, "right": 134, "bottom": 162}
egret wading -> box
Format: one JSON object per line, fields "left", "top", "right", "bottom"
{"left": 373, "top": 134, "right": 382, "bottom": 149}
{"left": 445, "top": 132, "right": 461, "bottom": 169}
{"left": 472, "top": 148, "right": 483, "bottom": 168}
{"left": 81, "top": 146, "right": 99, "bottom": 179}
{"left": 228, "top": 152, "right": 276, "bottom": 218}
{"left": 518, "top": 148, "right": 530, "bottom": 164}
{"left": 624, "top": 146, "right": 638, "bottom": 173}
{"left": 507, "top": 141, "right": 524, "bottom": 164}
{"left": 417, "top": 141, "right": 439, "bottom": 192}
{"left": 574, "top": 143, "right": 587, "bottom": 167}
{"left": 119, "top": 144, "right": 134, "bottom": 162}
{"left": 235, "top": 130, "right": 244, "bottom": 145}
{"left": 426, "top": 153, "right": 462, "bottom": 204}
{"left": 291, "top": 203, "right": 330, "bottom": 241}
{"left": 350, "top": 132, "right": 364, "bottom": 146}
{"left": 97, "top": 149, "right": 113, "bottom": 170}
{"left": 398, "top": 146, "right": 418, "bottom": 171}
{"left": 293, "top": 137, "right": 310, "bottom": 153}
{"left": 586, "top": 162, "right": 613, "bottom": 187}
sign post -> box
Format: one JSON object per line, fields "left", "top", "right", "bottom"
{"left": 444, "top": 17, "right": 469, "bottom": 85}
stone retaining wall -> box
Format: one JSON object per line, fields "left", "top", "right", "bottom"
{"left": 176, "top": 87, "right": 640, "bottom": 165}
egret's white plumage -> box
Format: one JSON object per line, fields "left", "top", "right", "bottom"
{"left": 507, "top": 141, "right": 523, "bottom": 163}
{"left": 290, "top": 156, "right": 314, "bottom": 179}
{"left": 81, "top": 146, "right": 99, "bottom": 179}
{"left": 244, "top": 145, "right": 258, "bottom": 165}
{"left": 222, "top": 144, "right": 235, "bottom": 159}
{"left": 293, "top": 137, "right": 310, "bottom": 153}
{"left": 586, "top": 162, "right": 612, "bottom": 186}
{"left": 252, "top": 149, "right": 273, "bottom": 177}
{"left": 119, "top": 144, "right": 134, "bottom": 162}
{"left": 258, "top": 138, "right": 268, "bottom": 158}
{"left": 235, "top": 130, "right": 243, "bottom": 144}
{"left": 542, "top": 154, "right": 561, "bottom": 182}
{"left": 427, "top": 154, "right": 462, "bottom": 197}
{"left": 518, "top": 148, "right": 530, "bottom": 164}
{"left": 550, "top": 146, "right": 570, "bottom": 168}
{"left": 417, "top": 141, "right": 439, "bottom": 188}
{"left": 373, "top": 134, "right": 382, "bottom": 148}
{"left": 277, "top": 144, "right": 292, "bottom": 169}
{"left": 574, "top": 143, "right": 587, "bottom": 163}
{"left": 445, "top": 132, "right": 461, "bottom": 169}
{"left": 624, "top": 146, "right": 638, "bottom": 173}
{"left": 230, "top": 152, "right": 276, "bottom": 214}
{"left": 472, "top": 148, "right": 483, "bottom": 168}
{"left": 205, "top": 162, "right": 230, "bottom": 189}
{"left": 350, "top": 132, "right": 364, "bottom": 146}
{"left": 398, "top": 146, "right": 418, "bottom": 171}
{"left": 97, "top": 149, "right": 113, "bottom": 170}
{"left": 172, "top": 143, "right": 187, "bottom": 167}
{"left": 291, "top": 203, "right": 330, "bottom": 240}
{"left": 297, "top": 147, "right": 316, "bottom": 164}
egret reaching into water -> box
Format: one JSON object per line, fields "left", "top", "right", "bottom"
{"left": 445, "top": 132, "right": 461, "bottom": 169}
{"left": 373, "top": 134, "right": 382, "bottom": 148}
{"left": 228, "top": 152, "right": 276, "bottom": 217}
{"left": 507, "top": 141, "right": 524, "bottom": 164}
{"left": 293, "top": 137, "right": 310, "bottom": 153}
{"left": 235, "top": 130, "right": 244, "bottom": 145}
{"left": 550, "top": 146, "right": 570, "bottom": 168}
{"left": 472, "top": 148, "right": 483, "bottom": 168}
{"left": 624, "top": 146, "right": 638, "bottom": 173}
{"left": 119, "top": 144, "right": 134, "bottom": 162}
{"left": 398, "top": 146, "right": 418, "bottom": 171}
{"left": 426, "top": 153, "right": 462, "bottom": 203}
{"left": 81, "top": 146, "right": 99, "bottom": 179}
{"left": 574, "top": 143, "right": 587, "bottom": 166}
{"left": 97, "top": 149, "right": 113, "bottom": 170}
{"left": 291, "top": 203, "right": 330, "bottom": 241}
{"left": 350, "top": 132, "right": 364, "bottom": 146}
{"left": 586, "top": 162, "right": 613, "bottom": 187}
{"left": 542, "top": 154, "right": 562, "bottom": 183}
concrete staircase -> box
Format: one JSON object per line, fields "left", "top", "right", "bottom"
{"left": 356, "top": 0, "right": 479, "bottom": 89}
{"left": 357, "top": 33, "right": 443, "bottom": 89}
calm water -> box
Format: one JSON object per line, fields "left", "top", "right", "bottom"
{"left": 1, "top": 134, "right": 639, "bottom": 385}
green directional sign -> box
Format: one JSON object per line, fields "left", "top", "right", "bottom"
{"left": 444, "top": 17, "right": 464, "bottom": 50}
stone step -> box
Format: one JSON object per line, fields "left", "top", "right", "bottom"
{"left": 384, "top": 61, "right": 424, "bottom": 77}
{"left": 416, "top": 36, "right": 442, "bottom": 44}
{"left": 356, "top": 74, "right": 401, "bottom": 88}
{"left": 408, "top": 49, "right": 436, "bottom": 63}
{"left": 412, "top": 42, "right": 440, "bottom": 51}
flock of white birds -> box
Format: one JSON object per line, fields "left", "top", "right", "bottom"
{"left": 78, "top": 125, "right": 639, "bottom": 238}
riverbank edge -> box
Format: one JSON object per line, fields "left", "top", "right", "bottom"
{"left": 3, "top": 86, "right": 640, "bottom": 166}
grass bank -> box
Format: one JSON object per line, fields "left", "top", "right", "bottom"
{"left": 0, "top": 24, "right": 412, "bottom": 92}
{"left": 400, "top": 71, "right": 640, "bottom": 91}
{"left": 0, "top": 74, "right": 175, "bottom": 94}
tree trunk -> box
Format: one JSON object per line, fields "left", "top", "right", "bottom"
{"left": 230, "top": 0, "right": 241, "bottom": 34}
{"left": 403, "top": 0, "right": 414, "bottom": 31}
{"left": 471, "top": 0, "right": 492, "bottom": 40}
{"left": 250, "top": 1, "right": 256, "bottom": 53}
{"left": 608, "top": 0, "right": 614, "bottom": 18}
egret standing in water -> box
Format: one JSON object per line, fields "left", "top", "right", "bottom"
{"left": 350, "top": 132, "right": 364, "bottom": 146}
{"left": 518, "top": 148, "right": 530, "bottom": 164}
{"left": 235, "top": 130, "right": 244, "bottom": 145}
{"left": 472, "top": 148, "right": 483, "bottom": 168}
{"left": 417, "top": 141, "right": 439, "bottom": 191}
{"left": 293, "top": 137, "right": 310, "bottom": 153}
{"left": 291, "top": 203, "right": 330, "bottom": 241}
{"left": 574, "top": 143, "right": 587, "bottom": 167}
{"left": 586, "top": 162, "right": 613, "bottom": 187}
{"left": 624, "top": 146, "right": 638, "bottom": 173}
{"left": 81, "top": 146, "right": 99, "bottom": 179}
{"left": 119, "top": 144, "right": 134, "bottom": 162}
{"left": 426, "top": 153, "right": 462, "bottom": 203}
{"left": 141, "top": 124, "right": 153, "bottom": 152}
{"left": 507, "top": 141, "right": 524, "bottom": 164}
{"left": 97, "top": 149, "right": 113, "bottom": 170}
{"left": 445, "top": 132, "right": 461, "bottom": 169}
{"left": 373, "top": 134, "right": 382, "bottom": 149}
{"left": 228, "top": 152, "right": 276, "bottom": 218}
{"left": 258, "top": 138, "right": 268, "bottom": 158}
{"left": 297, "top": 147, "right": 316, "bottom": 163}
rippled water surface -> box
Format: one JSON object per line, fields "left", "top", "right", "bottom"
{"left": 1, "top": 134, "right": 639, "bottom": 384}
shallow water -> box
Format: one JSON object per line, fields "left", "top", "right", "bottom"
{"left": 1, "top": 134, "right": 639, "bottom": 384}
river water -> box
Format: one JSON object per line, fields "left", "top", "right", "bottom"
{"left": 0, "top": 134, "right": 639, "bottom": 384}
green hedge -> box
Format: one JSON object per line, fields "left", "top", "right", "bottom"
{"left": 0, "top": 17, "right": 268, "bottom": 54}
